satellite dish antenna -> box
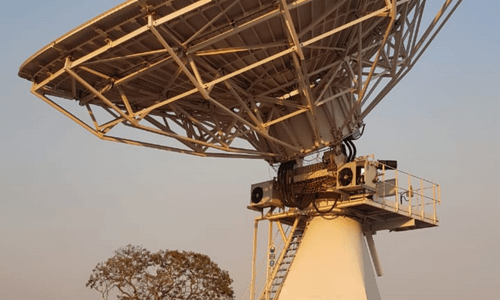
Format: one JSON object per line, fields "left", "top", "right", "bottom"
{"left": 18, "top": 0, "right": 462, "bottom": 299}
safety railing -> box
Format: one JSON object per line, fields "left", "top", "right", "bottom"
{"left": 372, "top": 162, "right": 441, "bottom": 225}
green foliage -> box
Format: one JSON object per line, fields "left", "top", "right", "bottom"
{"left": 87, "top": 245, "right": 234, "bottom": 300}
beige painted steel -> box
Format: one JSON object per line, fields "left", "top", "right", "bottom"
{"left": 278, "top": 216, "right": 380, "bottom": 300}
{"left": 18, "top": 0, "right": 462, "bottom": 163}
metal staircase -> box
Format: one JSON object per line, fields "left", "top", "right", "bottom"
{"left": 267, "top": 228, "right": 305, "bottom": 300}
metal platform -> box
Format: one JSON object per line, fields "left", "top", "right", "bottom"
{"left": 250, "top": 154, "right": 440, "bottom": 231}
{"left": 258, "top": 194, "right": 438, "bottom": 233}
{"left": 330, "top": 195, "right": 438, "bottom": 232}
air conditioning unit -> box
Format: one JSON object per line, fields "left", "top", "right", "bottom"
{"left": 248, "top": 180, "right": 283, "bottom": 211}
{"left": 336, "top": 159, "right": 377, "bottom": 192}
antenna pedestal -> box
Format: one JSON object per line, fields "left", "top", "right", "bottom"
{"left": 278, "top": 215, "right": 380, "bottom": 300}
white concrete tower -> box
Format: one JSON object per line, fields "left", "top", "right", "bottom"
{"left": 278, "top": 216, "right": 380, "bottom": 300}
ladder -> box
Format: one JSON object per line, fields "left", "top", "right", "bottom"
{"left": 267, "top": 227, "right": 305, "bottom": 300}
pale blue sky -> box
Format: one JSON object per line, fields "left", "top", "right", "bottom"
{"left": 1, "top": 1, "right": 499, "bottom": 300}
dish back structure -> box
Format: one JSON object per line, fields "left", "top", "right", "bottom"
{"left": 19, "top": 0, "right": 461, "bottom": 164}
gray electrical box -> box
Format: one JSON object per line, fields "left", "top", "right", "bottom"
{"left": 248, "top": 180, "right": 283, "bottom": 211}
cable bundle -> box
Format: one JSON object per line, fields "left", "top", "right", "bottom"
{"left": 277, "top": 161, "right": 315, "bottom": 209}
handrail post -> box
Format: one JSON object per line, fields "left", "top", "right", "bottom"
{"left": 433, "top": 184, "right": 437, "bottom": 224}
{"left": 382, "top": 164, "right": 386, "bottom": 208}
{"left": 395, "top": 169, "right": 399, "bottom": 213}
{"left": 408, "top": 173, "right": 412, "bottom": 217}
{"left": 420, "top": 178, "right": 425, "bottom": 220}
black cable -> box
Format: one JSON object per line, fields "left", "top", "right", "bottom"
{"left": 298, "top": 193, "right": 315, "bottom": 210}
{"left": 277, "top": 160, "right": 296, "bottom": 207}
{"left": 340, "top": 143, "right": 347, "bottom": 158}
{"left": 400, "top": 194, "right": 407, "bottom": 204}
{"left": 358, "top": 124, "right": 365, "bottom": 138}
{"left": 277, "top": 160, "right": 318, "bottom": 209}
{"left": 313, "top": 197, "right": 339, "bottom": 214}
{"left": 277, "top": 162, "right": 288, "bottom": 207}
{"left": 344, "top": 139, "right": 352, "bottom": 162}
{"left": 293, "top": 194, "right": 307, "bottom": 210}
{"left": 346, "top": 139, "right": 356, "bottom": 161}
{"left": 350, "top": 124, "right": 366, "bottom": 140}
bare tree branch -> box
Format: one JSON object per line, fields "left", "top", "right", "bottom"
{"left": 87, "top": 245, "right": 234, "bottom": 300}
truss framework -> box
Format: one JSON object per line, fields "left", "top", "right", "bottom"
{"left": 19, "top": 0, "right": 462, "bottom": 163}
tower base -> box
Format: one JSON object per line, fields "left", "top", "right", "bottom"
{"left": 278, "top": 215, "right": 381, "bottom": 300}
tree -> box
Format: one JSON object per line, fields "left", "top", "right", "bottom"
{"left": 86, "top": 245, "right": 234, "bottom": 300}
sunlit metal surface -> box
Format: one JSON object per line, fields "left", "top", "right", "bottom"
{"left": 19, "top": 0, "right": 462, "bottom": 163}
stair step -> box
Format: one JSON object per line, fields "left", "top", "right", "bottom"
{"left": 267, "top": 227, "right": 306, "bottom": 299}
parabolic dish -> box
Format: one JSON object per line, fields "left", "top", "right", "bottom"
{"left": 19, "top": 0, "right": 461, "bottom": 163}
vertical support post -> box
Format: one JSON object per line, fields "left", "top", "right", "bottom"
{"left": 382, "top": 164, "right": 386, "bottom": 208}
{"left": 250, "top": 219, "right": 259, "bottom": 300}
{"left": 408, "top": 173, "right": 412, "bottom": 217}
{"left": 266, "top": 221, "right": 274, "bottom": 300}
{"left": 420, "top": 178, "right": 425, "bottom": 220}
{"left": 395, "top": 169, "right": 399, "bottom": 213}
{"left": 433, "top": 184, "right": 437, "bottom": 224}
